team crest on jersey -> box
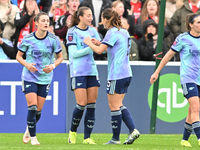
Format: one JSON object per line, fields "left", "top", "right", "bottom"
{"left": 173, "top": 41, "right": 177, "bottom": 46}
{"left": 68, "top": 34, "right": 73, "bottom": 41}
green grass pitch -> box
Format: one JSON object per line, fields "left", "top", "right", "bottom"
{"left": 0, "top": 133, "right": 199, "bottom": 150}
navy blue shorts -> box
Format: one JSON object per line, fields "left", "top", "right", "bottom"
{"left": 71, "top": 76, "right": 100, "bottom": 90}
{"left": 22, "top": 80, "right": 51, "bottom": 98}
{"left": 107, "top": 77, "right": 132, "bottom": 94}
{"left": 182, "top": 83, "right": 200, "bottom": 99}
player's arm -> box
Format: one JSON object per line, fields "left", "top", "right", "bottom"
{"left": 16, "top": 51, "right": 38, "bottom": 73}
{"left": 84, "top": 36, "right": 108, "bottom": 54}
{"left": 150, "top": 49, "right": 176, "bottom": 84}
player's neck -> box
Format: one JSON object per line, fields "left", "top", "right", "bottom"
{"left": 190, "top": 30, "right": 200, "bottom": 37}
{"left": 77, "top": 23, "right": 87, "bottom": 30}
{"left": 35, "top": 30, "right": 47, "bottom": 39}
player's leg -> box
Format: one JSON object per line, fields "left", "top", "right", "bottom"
{"left": 68, "top": 77, "right": 87, "bottom": 144}
{"left": 22, "top": 81, "right": 38, "bottom": 145}
{"left": 181, "top": 107, "right": 192, "bottom": 147}
{"left": 104, "top": 92, "right": 123, "bottom": 145}
{"left": 121, "top": 105, "right": 140, "bottom": 145}
{"left": 82, "top": 76, "right": 100, "bottom": 144}
{"left": 36, "top": 83, "right": 51, "bottom": 124}
{"left": 181, "top": 83, "right": 200, "bottom": 147}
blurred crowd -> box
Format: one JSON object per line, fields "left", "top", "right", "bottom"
{"left": 0, "top": 0, "right": 199, "bottom": 61}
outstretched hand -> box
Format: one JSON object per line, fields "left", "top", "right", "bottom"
{"left": 150, "top": 72, "right": 158, "bottom": 84}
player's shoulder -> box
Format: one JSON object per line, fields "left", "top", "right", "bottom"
{"left": 23, "top": 32, "right": 34, "bottom": 40}
{"left": 177, "top": 32, "right": 189, "bottom": 39}
{"left": 48, "top": 32, "right": 58, "bottom": 40}
{"left": 68, "top": 26, "right": 77, "bottom": 33}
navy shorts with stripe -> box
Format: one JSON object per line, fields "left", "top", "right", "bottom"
{"left": 22, "top": 80, "right": 51, "bottom": 98}
{"left": 107, "top": 77, "right": 132, "bottom": 94}
{"left": 71, "top": 76, "right": 100, "bottom": 90}
{"left": 181, "top": 83, "right": 200, "bottom": 99}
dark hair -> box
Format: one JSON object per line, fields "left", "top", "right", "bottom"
{"left": 35, "top": 12, "right": 49, "bottom": 22}
{"left": 101, "top": 8, "right": 123, "bottom": 30}
{"left": 69, "top": 6, "right": 90, "bottom": 28}
{"left": 185, "top": 13, "right": 200, "bottom": 31}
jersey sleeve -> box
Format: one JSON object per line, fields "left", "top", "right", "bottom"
{"left": 171, "top": 35, "right": 183, "bottom": 52}
{"left": 18, "top": 38, "right": 28, "bottom": 53}
{"left": 102, "top": 29, "right": 117, "bottom": 47}
{"left": 66, "top": 29, "right": 77, "bottom": 46}
{"left": 53, "top": 36, "right": 62, "bottom": 54}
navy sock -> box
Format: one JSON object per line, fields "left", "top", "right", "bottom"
{"left": 111, "top": 110, "right": 122, "bottom": 141}
{"left": 120, "top": 106, "right": 135, "bottom": 133}
{"left": 183, "top": 122, "right": 192, "bottom": 140}
{"left": 27, "top": 105, "right": 37, "bottom": 137}
{"left": 84, "top": 103, "right": 96, "bottom": 139}
{"left": 70, "top": 104, "right": 85, "bottom": 132}
{"left": 192, "top": 121, "right": 200, "bottom": 140}
{"left": 36, "top": 111, "right": 41, "bottom": 123}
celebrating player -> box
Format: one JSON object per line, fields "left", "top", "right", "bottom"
{"left": 16, "top": 12, "right": 63, "bottom": 145}
{"left": 84, "top": 8, "right": 140, "bottom": 145}
{"left": 66, "top": 6, "right": 101, "bottom": 144}
{"left": 150, "top": 13, "right": 200, "bottom": 147}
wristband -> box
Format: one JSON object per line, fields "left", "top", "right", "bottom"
{"left": 52, "top": 64, "right": 56, "bottom": 69}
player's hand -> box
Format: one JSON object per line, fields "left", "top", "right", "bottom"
{"left": 26, "top": 63, "right": 38, "bottom": 73}
{"left": 150, "top": 72, "right": 158, "bottom": 84}
{"left": 84, "top": 36, "right": 92, "bottom": 45}
{"left": 43, "top": 65, "right": 53, "bottom": 73}
{"left": 91, "top": 38, "right": 101, "bottom": 46}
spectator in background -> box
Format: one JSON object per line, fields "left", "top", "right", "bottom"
{"left": 0, "top": 19, "right": 16, "bottom": 59}
{"left": 38, "top": 0, "right": 52, "bottom": 13}
{"left": 48, "top": 20, "right": 68, "bottom": 60}
{"left": 79, "top": 0, "right": 112, "bottom": 37}
{"left": 55, "top": 0, "right": 80, "bottom": 40}
{"left": 0, "top": 0, "right": 19, "bottom": 40}
{"left": 121, "top": 17, "right": 139, "bottom": 61}
{"left": 137, "top": 19, "right": 169, "bottom": 61}
{"left": 170, "top": 0, "right": 200, "bottom": 37}
{"left": 112, "top": 0, "right": 135, "bottom": 36}
{"left": 135, "top": 0, "right": 170, "bottom": 39}
{"left": 49, "top": 0, "right": 67, "bottom": 29}
{"left": 11, "top": 0, "right": 40, "bottom": 7}
{"left": 165, "top": 0, "right": 177, "bottom": 24}
{"left": 123, "top": 0, "right": 142, "bottom": 24}
{"left": 13, "top": 0, "right": 40, "bottom": 48}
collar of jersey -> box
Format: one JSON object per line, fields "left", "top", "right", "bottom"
{"left": 33, "top": 31, "right": 49, "bottom": 40}
{"left": 75, "top": 25, "right": 89, "bottom": 31}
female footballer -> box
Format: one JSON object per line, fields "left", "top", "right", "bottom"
{"left": 66, "top": 6, "right": 101, "bottom": 144}
{"left": 16, "top": 12, "right": 63, "bottom": 145}
{"left": 84, "top": 8, "right": 140, "bottom": 145}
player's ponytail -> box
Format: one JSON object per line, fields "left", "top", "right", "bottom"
{"left": 101, "top": 8, "right": 123, "bottom": 31}
{"left": 69, "top": 6, "right": 91, "bottom": 28}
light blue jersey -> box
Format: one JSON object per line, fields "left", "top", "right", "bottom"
{"left": 102, "top": 27, "right": 132, "bottom": 80}
{"left": 18, "top": 31, "right": 62, "bottom": 84}
{"left": 171, "top": 32, "right": 200, "bottom": 85}
{"left": 66, "top": 26, "right": 100, "bottom": 77}
{"left": 0, "top": 39, "right": 13, "bottom": 60}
